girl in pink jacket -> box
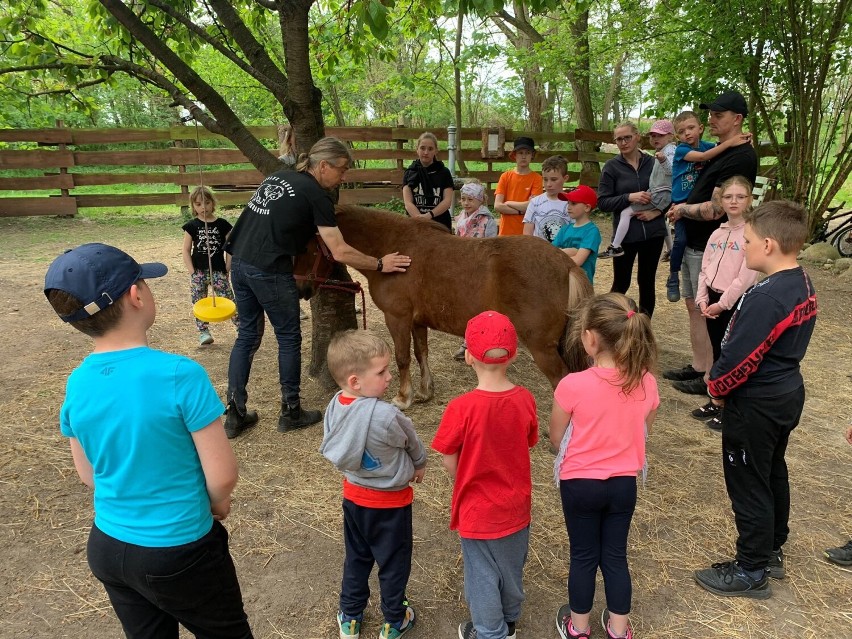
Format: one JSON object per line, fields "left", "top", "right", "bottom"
{"left": 691, "top": 175, "right": 759, "bottom": 428}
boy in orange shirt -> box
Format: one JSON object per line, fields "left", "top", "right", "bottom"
{"left": 494, "top": 137, "right": 543, "bottom": 235}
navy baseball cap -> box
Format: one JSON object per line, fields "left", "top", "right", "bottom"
{"left": 44, "top": 243, "right": 168, "bottom": 322}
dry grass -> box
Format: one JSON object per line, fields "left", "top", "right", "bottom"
{"left": 0, "top": 213, "right": 849, "bottom": 638}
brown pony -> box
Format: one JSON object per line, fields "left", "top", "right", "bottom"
{"left": 296, "top": 205, "right": 593, "bottom": 408}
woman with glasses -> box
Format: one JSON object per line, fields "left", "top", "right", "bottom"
{"left": 224, "top": 137, "right": 412, "bottom": 439}
{"left": 597, "top": 122, "right": 668, "bottom": 317}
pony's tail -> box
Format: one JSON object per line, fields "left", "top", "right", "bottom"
{"left": 560, "top": 268, "right": 594, "bottom": 373}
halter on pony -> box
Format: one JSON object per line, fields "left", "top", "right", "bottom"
{"left": 293, "top": 233, "right": 367, "bottom": 329}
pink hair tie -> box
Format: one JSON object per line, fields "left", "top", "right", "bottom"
{"left": 626, "top": 310, "right": 636, "bottom": 318}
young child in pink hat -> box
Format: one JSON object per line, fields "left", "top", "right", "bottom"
{"left": 600, "top": 120, "right": 676, "bottom": 258}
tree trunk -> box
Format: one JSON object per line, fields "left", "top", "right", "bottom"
{"left": 308, "top": 264, "right": 359, "bottom": 388}
{"left": 279, "top": 0, "right": 325, "bottom": 156}
{"left": 564, "top": 9, "right": 599, "bottom": 184}
{"left": 277, "top": 0, "right": 358, "bottom": 389}
{"left": 490, "top": 4, "right": 553, "bottom": 135}
{"left": 601, "top": 51, "right": 627, "bottom": 131}
{"left": 454, "top": 10, "right": 468, "bottom": 173}
{"left": 326, "top": 84, "right": 348, "bottom": 127}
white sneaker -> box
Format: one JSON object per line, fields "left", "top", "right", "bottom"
{"left": 199, "top": 330, "right": 214, "bottom": 345}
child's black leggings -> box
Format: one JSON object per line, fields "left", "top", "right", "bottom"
{"left": 559, "top": 476, "right": 637, "bottom": 616}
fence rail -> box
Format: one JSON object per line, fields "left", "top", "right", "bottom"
{"left": 0, "top": 124, "right": 784, "bottom": 217}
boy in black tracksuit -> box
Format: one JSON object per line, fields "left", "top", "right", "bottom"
{"left": 694, "top": 200, "right": 817, "bottom": 599}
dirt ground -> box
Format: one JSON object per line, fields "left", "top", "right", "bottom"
{"left": 0, "top": 212, "right": 850, "bottom": 639}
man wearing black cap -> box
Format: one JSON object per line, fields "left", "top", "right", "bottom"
{"left": 666, "top": 91, "right": 758, "bottom": 396}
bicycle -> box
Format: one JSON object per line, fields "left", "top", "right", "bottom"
{"left": 811, "top": 202, "right": 852, "bottom": 258}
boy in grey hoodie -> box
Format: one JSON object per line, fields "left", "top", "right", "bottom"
{"left": 321, "top": 330, "right": 427, "bottom": 639}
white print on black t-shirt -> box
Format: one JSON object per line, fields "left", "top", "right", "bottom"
{"left": 413, "top": 183, "right": 442, "bottom": 214}
{"left": 195, "top": 226, "right": 224, "bottom": 256}
{"left": 247, "top": 176, "right": 297, "bottom": 215}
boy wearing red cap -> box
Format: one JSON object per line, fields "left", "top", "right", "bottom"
{"left": 553, "top": 185, "right": 602, "bottom": 285}
{"left": 432, "top": 311, "right": 539, "bottom": 639}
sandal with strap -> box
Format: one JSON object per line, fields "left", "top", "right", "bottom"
{"left": 691, "top": 401, "right": 721, "bottom": 420}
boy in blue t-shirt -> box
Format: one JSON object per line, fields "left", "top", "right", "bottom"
{"left": 665, "top": 111, "right": 752, "bottom": 302}
{"left": 553, "top": 185, "right": 602, "bottom": 285}
{"left": 44, "top": 243, "right": 253, "bottom": 638}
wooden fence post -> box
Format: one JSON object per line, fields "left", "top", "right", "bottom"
{"left": 174, "top": 125, "right": 189, "bottom": 217}
{"left": 54, "top": 120, "right": 75, "bottom": 218}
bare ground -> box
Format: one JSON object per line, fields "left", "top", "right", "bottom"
{"left": 0, "top": 213, "right": 850, "bottom": 639}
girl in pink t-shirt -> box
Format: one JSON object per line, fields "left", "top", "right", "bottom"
{"left": 550, "top": 293, "right": 659, "bottom": 639}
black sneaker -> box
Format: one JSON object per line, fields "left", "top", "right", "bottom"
{"left": 277, "top": 403, "right": 322, "bottom": 432}
{"left": 507, "top": 621, "right": 516, "bottom": 639}
{"left": 224, "top": 404, "right": 259, "bottom": 439}
{"left": 694, "top": 560, "right": 771, "bottom": 599}
{"left": 767, "top": 548, "right": 785, "bottom": 579}
{"left": 598, "top": 244, "right": 625, "bottom": 259}
{"left": 691, "top": 401, "right": 721, "bottom": 420}
{"left": 672, "top": 377, "right": 708, "bottom": 395}
{"left": 705, "top": 415, "right": 723, "bottom": 431}
{"left": 458, "top": 621, "right": 476, "bottom": 639}
{"left": 824, "top": 539, "right": 852, "bottom": 566}
{"left": 663, "top": 364, "right": 705, "bottom": 381}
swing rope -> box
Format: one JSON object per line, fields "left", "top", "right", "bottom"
{"left": 183, "top": 111, "right": 235, "bottom": 323}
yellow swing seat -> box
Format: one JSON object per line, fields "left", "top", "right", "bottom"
{"left": 193, "top": 296, "right": 237, "bottom": 323}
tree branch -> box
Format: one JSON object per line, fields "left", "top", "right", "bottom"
{"left": 492, "top": 9, "right": 543, "bottom": 43}
{"left": 98, "top": 0, "right": 280, "bottom": 175}
{"left": 146, "top": 0, "right": 276, "bottom": 89}
{"left": 206, "top": 0, "right": 290, "bottom": 103}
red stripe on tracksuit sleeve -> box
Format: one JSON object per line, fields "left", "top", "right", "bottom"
{"left": 707, "top": 294, "right": 817, "bottom": 397}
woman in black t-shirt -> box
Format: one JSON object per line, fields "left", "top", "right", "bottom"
{"left": 402, "top": 131, "right": 455, "bottom": 231}
{"left": 225, "top": 137, "right": 412, "bottom": 439}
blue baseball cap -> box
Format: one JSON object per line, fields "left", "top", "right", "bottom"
{"left": 44, "top": 243, "right": 168, "bottom": 322}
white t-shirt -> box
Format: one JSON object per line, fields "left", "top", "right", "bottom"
{"left": 522, "top": 193, "right": 571, "bottom": 242}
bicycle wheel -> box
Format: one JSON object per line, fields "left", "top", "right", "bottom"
{"left": 832, "top": 228, "right": 852, "bottom": 258}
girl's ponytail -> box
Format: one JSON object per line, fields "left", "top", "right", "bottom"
{"left": 579, "top": 293, "right": 658, "bottom": 395}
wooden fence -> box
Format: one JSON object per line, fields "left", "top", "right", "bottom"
{"left": 0, "top": 124, "right": 783, "bottom": 217}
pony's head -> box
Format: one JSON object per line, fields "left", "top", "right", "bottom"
{"left": 293, "top": 233, "right": 335, "bottom": 299}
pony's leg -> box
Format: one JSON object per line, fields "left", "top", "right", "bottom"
{"left": 412, "top": 324, "right": 434, "bottom": 403}
{"left": 528, "top": 345, "right": 568, "bottom": 389}
{"left": 385, "top": 313, "right": 414, "bottom": 410}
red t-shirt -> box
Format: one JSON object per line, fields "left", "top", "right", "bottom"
{"left": 432, "top": 386, "right": 538, "bottom": 539}
{"left": 554, "top": 368, "right": 659, "bottom": 480}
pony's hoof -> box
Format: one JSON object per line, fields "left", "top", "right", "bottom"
{"left": 414, "top": 391, "right": 434, "bottom": 403}
{"left": 392, "top": 395, "right": 413, "bottom": 410}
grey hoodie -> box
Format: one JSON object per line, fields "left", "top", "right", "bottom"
{"left": 320, "top": 393, "right": 427, "bottom": 491}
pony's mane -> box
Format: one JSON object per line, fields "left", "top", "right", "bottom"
{"left": 336, "top": 204, "right": 451, "bottom": 235}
